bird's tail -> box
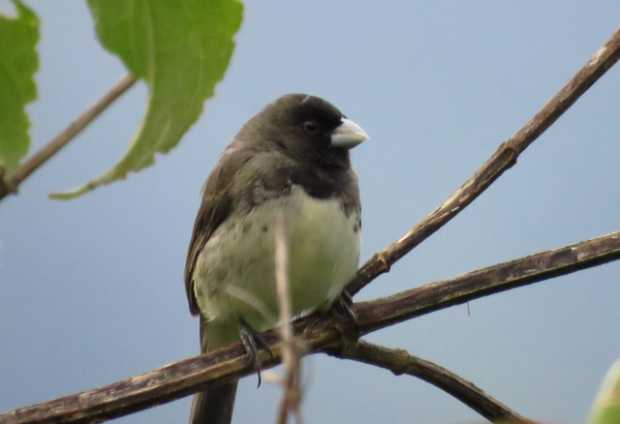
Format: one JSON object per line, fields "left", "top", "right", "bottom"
{"left": 190, "top": 318, "right": 238, "bottom": 424}
{"left": 189, "top": 381, "right": 238, "bottom": 424}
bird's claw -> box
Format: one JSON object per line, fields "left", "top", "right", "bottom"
{"left": 332, "top": 289, "right": 358, "bottom": 325}
{"left": 239, "top": 317, "right": 273, "bottom": 388}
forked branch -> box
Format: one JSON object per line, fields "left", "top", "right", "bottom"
{"left": 2, "top": 230, "right": 619, "bottom": 424}
{"left": 347, "top": 27, "right": 620, "bottom": 296}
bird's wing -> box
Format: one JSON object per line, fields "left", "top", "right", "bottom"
{"left": 184, "top": 145, "right": 254, "bottom": 315}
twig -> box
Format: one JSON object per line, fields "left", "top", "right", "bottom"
{"left": 274, "top": 215, "right": 303, "bottom": 424}
{"left": 0, "top": 74, "right": 137, "bottom": 202}
{"left": 2, "top": 230, "right": 618, "bottom": 423}
{"left": 327, "top": 340, "right": 533, "bottom": 423}
{"left": 347, "top": 27, "right": 620, "bottom": 296}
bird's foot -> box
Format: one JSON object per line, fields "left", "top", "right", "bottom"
{"left": 303, "top": 289, "right": 359, "bottom": 346}
{"left": 238, "top": 317, "right": 274, "bottom": 388}
{"left": 332, "top": 289, "right": 358, "bottom": 325}
{"left": 332, "top": 289, "right": 360, "bottom": 344}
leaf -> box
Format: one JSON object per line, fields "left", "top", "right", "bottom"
{"left": 0, "top": 0, "right": 39, "bottom": 175}
{"left": 590, "top": 359, "right": 620, "bottom": 424}
{"left": 51, "top": 0, "right": 243, "bottom": 199}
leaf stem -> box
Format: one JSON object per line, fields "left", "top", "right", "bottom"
{"left": 0, "top": 74, "right": 137, "bottom": 202}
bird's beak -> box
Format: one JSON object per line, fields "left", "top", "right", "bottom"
{"left": 330, "top": 118, "right": 369, "bottom": 149}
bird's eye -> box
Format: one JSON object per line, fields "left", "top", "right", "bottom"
{"left": 303, "top": 120, "right": 319, "bottom": 134}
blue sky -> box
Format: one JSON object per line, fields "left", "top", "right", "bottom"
{"left": 1, "top": 2, "right": 619, "bottom": 423}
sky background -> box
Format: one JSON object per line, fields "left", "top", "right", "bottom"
{"left": 1, "top": 1, "right": 620, "bottom": 423}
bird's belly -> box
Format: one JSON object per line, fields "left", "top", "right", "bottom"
{"left": 193, "top": 186, "right": 360, "bottom": 333}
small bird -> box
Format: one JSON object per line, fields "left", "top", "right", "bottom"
{"left": 184, "top": 94, "right": 368, "bottom": 424}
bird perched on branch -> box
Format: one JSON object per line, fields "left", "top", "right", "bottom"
{"left": 184, "top": 94, "right": 368, "bottom": 424}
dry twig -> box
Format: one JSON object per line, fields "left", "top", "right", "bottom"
{"left": 274, "top": 215, "right": 304, "bottom": 424}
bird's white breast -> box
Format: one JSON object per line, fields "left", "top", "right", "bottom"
{"left": 193, "top": 185, "right": 360, "bottom": 333}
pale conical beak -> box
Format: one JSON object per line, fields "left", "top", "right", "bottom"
{"left": 330, "top": 118, "right": 369, "bottom": 149}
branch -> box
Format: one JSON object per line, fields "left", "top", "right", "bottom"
{"left": 0, "top": 74, "right": 137, "bottom": 202}
{"left": 2, "top": 230, "right": 619, "bottom": 424}
{"left": 354, "top": 231, "right": 620, "bottom": 334}
{"left": 346, "top": 27, "right": 620, "bottom": 296}
{"left": 327, "top": 340, "right": 532, "bottom": 423}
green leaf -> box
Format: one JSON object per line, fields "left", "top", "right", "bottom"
{"left": 591, "top": 359, "right": 620, "bottom": 424}
{"left": 51, "top": 0, "right": 243, "bottom": 199}
{"left": 0, "top": 0, "right": 39, "bottom": 175}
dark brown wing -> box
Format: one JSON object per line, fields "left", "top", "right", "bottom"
{"left": 184, "top": 145, "right": 253, "bottom": 315}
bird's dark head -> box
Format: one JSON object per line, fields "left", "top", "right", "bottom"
{"left": 241, "top": 94, "right": 369, "bottom": 169}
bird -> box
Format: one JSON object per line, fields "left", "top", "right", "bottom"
{"left": 184, "top": 93, "right": 368, "bottom": 424}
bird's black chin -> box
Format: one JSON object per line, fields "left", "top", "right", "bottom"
{"left": 316, "top": 147, "right": 351, "bottom": 170}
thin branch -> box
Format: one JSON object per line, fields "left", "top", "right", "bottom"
{"left": 274, "top": 214, "right": 304, "bottom": 424}
{"left": 0, "top": 74, "right": 137, "bottom": 201}
{"left": 327, "top": 340, "right": 532, "bottom": 423}
{"left": 2, "top": 230, "right": 618, "bottom": 424}
{"left": 354, "top": 231, "right": 620, "bottom": 334}
{"left": 347, "top": 27, "right": 620, "bottom": 296}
